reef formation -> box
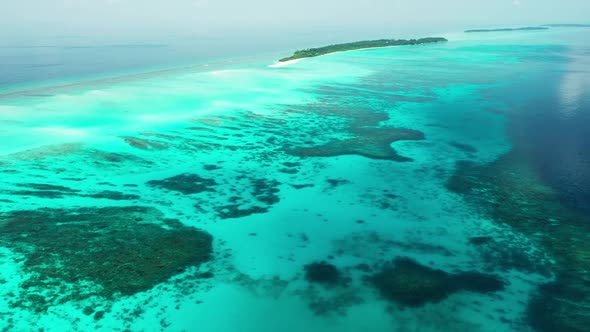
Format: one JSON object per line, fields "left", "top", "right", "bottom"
{"left": 0, "top": 206, "right": 213, "bottom": 312}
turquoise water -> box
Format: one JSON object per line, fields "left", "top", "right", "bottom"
{"left": 0, "top": 28, "right": 589, "bottom": 331}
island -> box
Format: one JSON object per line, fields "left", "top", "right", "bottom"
{"left": 543, "top": 24, "right": 590, "bottom": 27}
{"left": 278, "top": 37, "right": 448, "bottom": 62}
{"left": 465, "top": 27, "right": 549, "bottom": 33}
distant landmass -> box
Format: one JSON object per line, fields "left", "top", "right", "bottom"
{"left": 465, "top": 27, "right": 548, "bottom": 33}
{"left": 278, "top": 37, "right": 448, "bottom": 62}
{"left": 543, "top": 24, "right": 590, "bottom": 27}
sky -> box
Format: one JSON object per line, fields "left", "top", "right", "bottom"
{"left": 1, "top": 0, "right": 589, "bottom": 40}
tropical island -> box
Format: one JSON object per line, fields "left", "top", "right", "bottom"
{"left": 543, "top": 23, "right": 590, "bottom": 27}
{"left": 465, "top": 27, "right": 548, "bottom": 33}
{"left": 278, "top": 37, "right": 448, "bottom": 62}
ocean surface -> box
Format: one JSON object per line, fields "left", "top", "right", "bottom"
{"left": 0, "top": 27, "right": 589, "bottom": 332}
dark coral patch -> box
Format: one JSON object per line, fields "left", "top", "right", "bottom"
{"left": 0, "top": 206, "right": 212, "bottom": 312}
{"left": 304, "top": 261, "right": 342, "bottom": 286}
{"left": 369, "top": 257, "right": 504, "bottom": 307}
{"left": 147, "top": 173, "right": 217, "bottom": 195}
{"left": 288, "top": 127, "right": 424, "bottom": 162}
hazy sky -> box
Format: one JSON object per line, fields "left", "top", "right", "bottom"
{"left": 1, "top": 0, "right": 589, "bottom": 40}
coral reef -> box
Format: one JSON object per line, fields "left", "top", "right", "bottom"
{"left": 0, "top": 206, "right": 213, "bottom": 312}
{"left": 447, "top": 153, "right": 590, "bottom": 331}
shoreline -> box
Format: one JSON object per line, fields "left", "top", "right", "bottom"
{"left": 268, "top": 59, "right": 302, "bottom": 68}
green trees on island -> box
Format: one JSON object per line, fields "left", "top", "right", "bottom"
{"left": 278, "top": 37, "right": 448, "bottom": 62}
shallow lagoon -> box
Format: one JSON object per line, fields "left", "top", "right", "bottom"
{"left": 0, "top": 28, "right": 589, "bottom": 331}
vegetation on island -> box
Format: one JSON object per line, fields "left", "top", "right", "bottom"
{"left": 278, "top": 37, "right": 448, "bottom": 62}
{"left": 465, "top": 27, "right": 549, "bottom": 33}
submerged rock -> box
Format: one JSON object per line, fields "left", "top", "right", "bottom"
{"left": 0, "top": 206, "right": 213, "bottom": 312}
{"left": 368, "top": 257, "right": 504, "bottom": 307}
